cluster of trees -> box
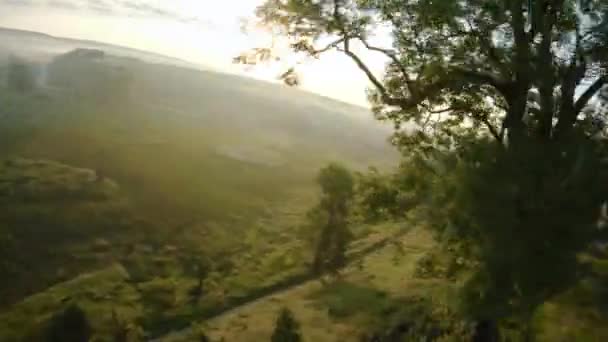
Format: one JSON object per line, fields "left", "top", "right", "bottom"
{"left": 249, "top": 0, "right": 608, "bottom": 339}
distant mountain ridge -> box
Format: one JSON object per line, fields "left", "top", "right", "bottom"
{"left": 0, "top": 26, "right": 200, "bottom": 68}
{"left": 0, "top": 26, "right": 375, "bottom": 113}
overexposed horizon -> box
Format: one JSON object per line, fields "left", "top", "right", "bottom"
{"left": 0, "top": 0, "right": 389, "bottom": 107}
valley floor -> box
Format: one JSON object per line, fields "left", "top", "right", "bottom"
{"left": 159, "top": 228, "right": 438, "bottom": 342}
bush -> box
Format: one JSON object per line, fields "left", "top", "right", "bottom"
{"left": 46, "top": 304, "right": 92, "bottom": 342}
{"left": 312, "top": 281, "right": 391, "bottom": 319}
{"left": 271, "top": 308, "right": 301, "bottom": 342}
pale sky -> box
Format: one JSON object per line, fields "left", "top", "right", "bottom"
{"left": 0, "top": 0, "right": 388, "bottom": 106}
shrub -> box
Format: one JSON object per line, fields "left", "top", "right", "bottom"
{"left": 271, "top": 308, "right": 301, "bottom": 342}
{"left": 46, "top": 304, "right": 92, "bottom": 342}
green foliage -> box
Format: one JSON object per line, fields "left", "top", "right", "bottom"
{"left": 355, "top": 165, "right": 424, "bottom": 221}
{"left": 138, "top": 277, "right": 177, "bottom": 311}
{"left": 0, "top": 158, "right": 132, "bottom": 306}
{"left": 0, "top": 264, "right": 142, "bottom": 342}
{"left": 311, "top": 163, "right": 355, "bottom": 275}
{"left": 271, "top": 308, "right": 302, "bottom": 342}
{"left": 363, "top": 296, "right": 473, "bottom": 342}
{"left": 311, "top": 281, "right": 391, "bottom": 319}
{"left": 317, "top": 163, "right": 355, "bottom": 202}
{"left": 47, "top": 304, "right": 93, "bottom": 342}
{"left": 433, "top": 138, "right": 607, "bottom": 321}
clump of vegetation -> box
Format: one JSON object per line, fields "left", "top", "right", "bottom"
{"left": 109, "top": 309, "right": 144, "bottom": 342}
{"left": 0, "top": 159, "right": 131, "bottom": 306}
{"left": 311, "top": 281, "right": 391, "bottom": 319}
{"left": 357, "top": 295, "right": 474, "bottom": 342}
{"left": 0, "top": 264, "right": 142, "bottom": 342}
{"left": 47, "top": 304, "right": 93, "bottom": 342}
{"left": 138, "top": 277, "right": 177, "bottom": 311}
{"left": 271, "top": 308, "right": 302, "bottom": 342}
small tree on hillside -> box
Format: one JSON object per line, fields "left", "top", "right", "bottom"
{"left": 311, "top": 163, "right": 354, "bottom": 276}
{"left": 47, "top": 304, "right": 92, "bottom": 342}
{"left": 182, "top": 256, "right": 210, "bottom": 303}
{"left": 271, "top": 308, "right": 302, "bottom": 342}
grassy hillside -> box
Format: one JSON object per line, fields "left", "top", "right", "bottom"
{"left": 0, "top": 50, "right": 395, "bottom": 223}
{"left": 158, "top": 226, "right": 608, "bottom": 342}
{"left": 0, "top": 158, "right": 138, "bottom": 306}
{"left": 159, "top": 227, "right": 456, "bottom": 342}
{"left": 0, "top": 46, "right": 399, "bottom": 339}
{"left": 0, "top": 264, "right": 142, "bottom": 342}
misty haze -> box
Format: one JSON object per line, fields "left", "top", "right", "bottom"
{"left": 1, "top": 1, "right": 607, "bottom": 342}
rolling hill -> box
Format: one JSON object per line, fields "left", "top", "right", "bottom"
{"left": 0, "top": 27, "right": 399, "bottom": 338}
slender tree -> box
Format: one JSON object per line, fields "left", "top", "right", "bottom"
{"left": 311, "top": 163, "right": 354, "bottom": 276}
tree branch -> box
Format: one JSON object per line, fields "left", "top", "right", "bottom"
{"left": 356, "top": 36, "right": 414, "bottom": 89}
{"left": 340, "top": 37, "right": 408, "bottom": 107}
{"left": 428, "top": 106, "right": 456, "bottom": 114}
{"left": 482, "top": 117, "right": 503, "bottom": 143}
{"left": 574, "top": 76, "right": 607, "bottom": 114}
{"left": 452, "top": 66, "right": 510, "bottom": 95}
{"left": 307, "top": 38, "right": 345, "bottom": 56}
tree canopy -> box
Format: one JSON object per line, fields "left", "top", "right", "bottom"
{"left": 254, "top": 0, "right": 607, "bottom": 147}
{"left": 253, "top": 0, "right": 608, "bottom": 331}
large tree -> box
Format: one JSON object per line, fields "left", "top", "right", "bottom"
{"left": 253, "top": 0, "right": 608, "bottom": 334}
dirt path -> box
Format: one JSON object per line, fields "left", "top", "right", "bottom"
{"left": 151, "top": 228, "right": 412, "bottom": 341}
